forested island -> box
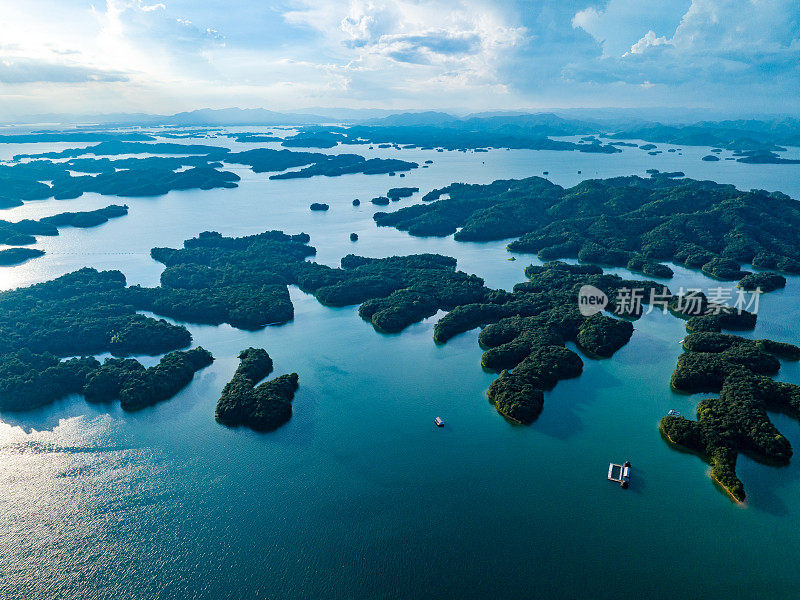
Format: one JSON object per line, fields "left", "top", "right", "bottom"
{"left": 85, "top": 348, "right": 214, "bottom": 411}
{"left": 0, "top": 267, "right": 215, "bottom": 411}
{"left": 733, "top": 150, "right": 800, "bottom": 164}
{"left": 223, "top": 132, "right": 282, "bottom": 143}
{"left": 215, "top": 347, "right": 299, "bottom": 431}
{"left": 16, "top": 142, "right": 418, "bottom": 181}
{"left": 430, "top": 261, "right": 665, "bottom": 422}
{"left": 0, "top": 247, "right": 45, "bottom": 265}
{"left": 737, "top": 272, "right": 786, "bottom": 292}
{"left": 609, "top": 119, "right": 800, "bottom": 152}
{"left": 660, "top": 332, "right": 800, "bottom": 502}
{"left": 280, "top": 128, "right": 348, "bottom": 148}
{"left": 0, "top": 155, "right": 239, "bottom": 209}
{"left": 0, "top": 222, "right": 769, "bottom": 431}
{"left": 373, "top": 175, "right": 800, "bottom": 287}
{"left": 270, "top": 124, "right": 621, "bottom": 153}
{"left": 0, "top": 204, "right": 128, "bottom": 264}
{"left": 387, "top": 187, "right": 419, "bottom": 200}
{"left": 0, "top": 220, "right": 785, "bottom": 497}
{"left": 0, "top": 132, "right": 156, "bottom": 143}
{"left": 13, "top": 140, "right": 227, "bottom": 159}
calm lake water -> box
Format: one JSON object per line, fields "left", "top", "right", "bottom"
{"left": 2, "top": 133, "right": 800, "bottom": 599}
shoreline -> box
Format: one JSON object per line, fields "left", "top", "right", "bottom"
{"left": 659, "top": 423, "right": 745, "bottom": 505}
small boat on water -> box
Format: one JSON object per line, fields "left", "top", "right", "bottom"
{"left": 667, "top": 409, "right": 681, "bottom": 417}
{"left": 434, "top": 417, "right": 444, "bottom": 427}
{"left": 608, "top": 460, "right": 632, "bottom": 489}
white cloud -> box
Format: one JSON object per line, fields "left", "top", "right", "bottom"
{"left": 569, "top": 0, "right": 800, "bottom": 103}
{"left": 283, "top": 0, "right": 527, "bottom": 93}
{"left": 572, "top": 0, "right": 687, "bottom": 56}
{"left": 624, "top": 30, "right": 670, "bottom": 56}
{"left": 0, "top": 0, "right": 798, "bottom": 116}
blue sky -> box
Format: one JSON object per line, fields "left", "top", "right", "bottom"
{"left": 0, "top": 0, "right": 798, "bottom": 117}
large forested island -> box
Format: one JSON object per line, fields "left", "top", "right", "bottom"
{"left": 0, "top": 267, "right": 214, "bottom": 412}
{"left": 661, "top": 333, "right": 800, "bottom": 502}
{"left": 374, "top": 174, "right": 800, "bottom": 287}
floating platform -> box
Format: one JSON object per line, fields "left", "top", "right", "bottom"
{"left": 608, "top": 461, "right": 631, "bottom": 488}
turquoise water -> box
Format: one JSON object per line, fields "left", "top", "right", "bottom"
{"left": 2, "top": 136, "right": 800, "bottom": 599}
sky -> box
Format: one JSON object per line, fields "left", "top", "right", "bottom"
{"left": 0, "top": 0, "right": 798, "bottom": 117}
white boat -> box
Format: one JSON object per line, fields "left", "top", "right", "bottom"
{"left": 434, "top": 417, "right": 444, "bottom": 427}
{"left": 608, "top": 460, "right": 632, "bottom": 488}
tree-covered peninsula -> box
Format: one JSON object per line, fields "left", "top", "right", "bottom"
{"left": 374, "top": 174, "right": 800, "bottom": 287}
{"left": 433, "top": 261, "right": 661, "bottom": 423}
{"left": 215, "top": 347, "right": 299, "bottom": 431}
{"left": 660, "top": 332, "right": 800, "bottom": 502}
{"left": 84, "top": 348, "right": 213, "bottom": 411}
{"left": 0, "top": 268, "right": 214, "bottom": 411}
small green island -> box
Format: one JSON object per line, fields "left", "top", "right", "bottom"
{"left": 737, "top": 271, "right": 786, "bottom": 291}
{"left": 0, "top": 248, "right": 45, "bottom": 265}
{"left": 387, "top": 187, "right": 419, "bottom": 200}
{"left": 84, "top": 348, "right": 214, "bottom": 411}
{"left": 215, "top": 348, "right": 299, "bottom": 431}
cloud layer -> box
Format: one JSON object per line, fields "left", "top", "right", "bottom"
{"left": 0, "top": 0, "right": 797, "bottom": 116}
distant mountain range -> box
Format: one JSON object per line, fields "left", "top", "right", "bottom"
{"left": 5, "top": 107, "right": 800, "bottom": 151}
{"left": 11, "top": 108, "right": 331, "bottom": 127}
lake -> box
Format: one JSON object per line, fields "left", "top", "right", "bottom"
{"left": 1, "top": 133, "right": 800, "bottom": 599}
